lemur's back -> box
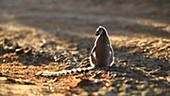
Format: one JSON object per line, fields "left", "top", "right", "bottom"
{"left": 95, "top": 33, "right": 111, "bottom": 67}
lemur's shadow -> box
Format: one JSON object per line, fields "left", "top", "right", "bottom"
{"left": 57, "top": 32, "right": 169, "bottom": 93}
{"left": 77, "top": 44, "right": 170, "bottom": 93}
{"left": 52, "top": 32, "right": 170, "bottom": 93}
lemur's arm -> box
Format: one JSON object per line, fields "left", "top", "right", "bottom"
{"left": 90, "top": 45, "right": 96, "bottom": 55}
{"left": 109, "top": 46, "right": 115, "bottom": 66}
{"left": 89, "top": 46, "right": 96, "bottom": 65}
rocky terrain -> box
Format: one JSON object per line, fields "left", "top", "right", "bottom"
{"left": 0, "top": 0, "right": 170, "bottom": 95}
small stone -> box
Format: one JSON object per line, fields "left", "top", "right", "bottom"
{"left": 0, "top": 77, "right": 7, "bottom": 81}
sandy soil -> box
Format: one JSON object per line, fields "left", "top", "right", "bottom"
{"left": 0, "top": 0, "right": 170, "bottom": 96}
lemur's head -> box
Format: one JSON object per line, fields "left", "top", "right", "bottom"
{"left": 95, "top": 25, "right": 107, "bottom": 36}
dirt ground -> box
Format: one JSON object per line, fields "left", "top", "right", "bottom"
{"left": 0, "top": 0, "right": 170, "bottom": 96}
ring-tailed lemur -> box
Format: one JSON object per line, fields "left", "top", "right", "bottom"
{"left": 90, "top": 25, "right": 115, "bottom": 68}
{"left": 37, "top": 26, "right": 115, "bottom": 77}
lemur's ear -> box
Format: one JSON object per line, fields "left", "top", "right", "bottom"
{"left": 95, "top": 25, "right": 106, "bottom": 36}
{"left": 95, "top": 31, "right": 100, "bottom": 36}
{"left": 95, "top": 26, "right": 100, "bottom": 36}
